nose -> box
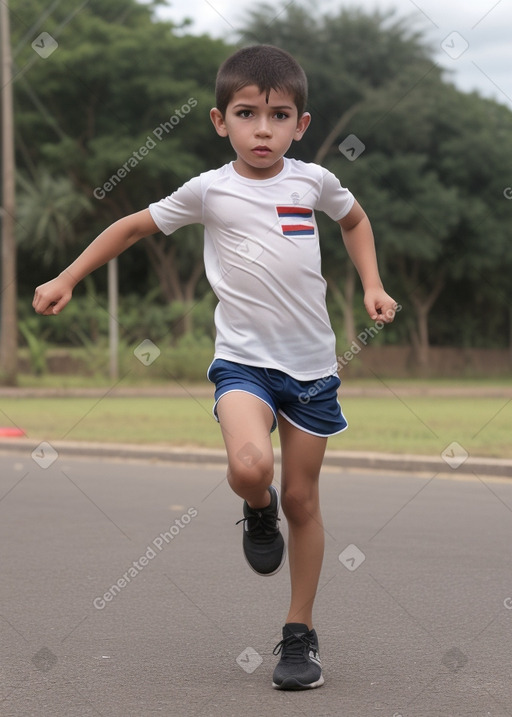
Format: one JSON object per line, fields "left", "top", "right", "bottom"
{"left": 255, "top": 118, "right": 272, "bottom": 137}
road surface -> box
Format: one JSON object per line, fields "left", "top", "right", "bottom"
{"left": 1, "top": 451, "right": 512, "bottom": 716}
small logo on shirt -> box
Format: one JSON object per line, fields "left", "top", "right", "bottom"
{"left": 276, "top": 206, "right": 315, "bottom": 237}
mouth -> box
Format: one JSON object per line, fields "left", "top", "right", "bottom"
{"left": 252, "top": 146, "right": 272, "bottom": 157}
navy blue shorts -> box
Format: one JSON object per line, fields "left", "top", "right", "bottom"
{"left": 207, "top": 358, "right": 347, "bottom": 437}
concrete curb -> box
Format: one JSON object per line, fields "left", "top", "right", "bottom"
{"left": 1, "top": 438, "right": 511, "bottom": 478}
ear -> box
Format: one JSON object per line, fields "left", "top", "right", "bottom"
{"left": 294, "top": 112, "right": 311, "bottom": 142}
{"left": 210, "top": 108, "right": 228, "bottom": 137}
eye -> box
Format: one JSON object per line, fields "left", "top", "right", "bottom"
{"left": 236, "top": 109, "right": 253, "bottom": 118}
{"left": 274, "top": 112, "right": 289, "bottom": 120}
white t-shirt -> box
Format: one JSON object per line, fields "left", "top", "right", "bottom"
{"left": 148, "top": 157, "right": 354, "bottom": 380}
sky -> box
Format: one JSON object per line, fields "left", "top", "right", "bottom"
{"left": 149, "top": 0, "right": 512, "bottom": 108}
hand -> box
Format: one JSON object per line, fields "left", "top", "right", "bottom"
{"left": 364, "top": 287, "right": 398, "bottom": 323}
{"left": 32, "top": 274, "right": 74, "bottom": 316}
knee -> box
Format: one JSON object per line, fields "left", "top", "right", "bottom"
{"left": 227, "top": 447, "right": 274, "bottom": 495}
{"left": 281, "top": 484, "right": 320, "bottom": 526}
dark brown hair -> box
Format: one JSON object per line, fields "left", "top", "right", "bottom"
{"left": 215, "top": 44, "right": 308, "bottom": 118}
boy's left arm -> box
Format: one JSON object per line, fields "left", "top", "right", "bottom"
{"left": 338, "top": 200, "right": 397, "bottom": 323}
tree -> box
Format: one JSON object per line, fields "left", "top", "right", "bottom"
{"left": 240, "top": 4, "right": 444, "bottom": 361}
{"left": 326, "top": 77, "right": 512, "bottom": 370}
{"left": 9, "top": 0, "right": 512, "bottom": 370}
{"left": 241, "top": 4, "right": 512, "bottom": 370}
{"left": 1, "top": 0, "right": 17, "bottom": 385}
{"left": 11, "top": 0, "right": 233, "bottom": 335}
{"left": 16, "top": 170, "right": 92, "bottom": 266}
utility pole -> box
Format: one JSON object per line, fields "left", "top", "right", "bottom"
{"left": 0, "top": 0, "right": 18, "bottom": 385}
{"left": 108, "top": 258, "right": 119, "bottom": 380}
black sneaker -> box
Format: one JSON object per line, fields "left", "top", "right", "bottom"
{"left": 236, "top": 485, "right": 286, "bottom": 576}
{"left": 272, "top": 623, "right": 324, "bottom": 690}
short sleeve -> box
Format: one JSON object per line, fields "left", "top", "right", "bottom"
{"left": 315, "top": 168, "right": 355, "bottom": 221}
{"left": 148, "top": 175, "right": 204, "bottom": 236}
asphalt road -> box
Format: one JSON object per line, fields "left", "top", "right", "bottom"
{"left": 1, "top": 451, "right": 512, "bottom": 717}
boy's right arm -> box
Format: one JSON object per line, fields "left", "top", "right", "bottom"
{"left": 33, "top": 209, "right": 159, "bottom": 316}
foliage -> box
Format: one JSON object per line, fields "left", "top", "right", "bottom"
{"left": 18, "top": 289, "right": 216, "bottom": 346}
{"left": 3, "top": 391, "right": 512, "bottom": 457}
{"left": 18, "top": 317, "right": 48, "bottom": 375}
{"left": 11, "top": 0, "right": 512, "bottom": 371}
{"left": 12, "top": 0, "right": 233, "bottom": 315}
{"left": 238, "top": 3, "right": 512, "bottom": 366}
{"left": 16, "top": 170, "right": 93, "bottom": 265}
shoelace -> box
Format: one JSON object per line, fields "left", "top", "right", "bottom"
{"left": 273, "top": 632, "right": 314, "bottom": 663}
{"left": 236, "top": 507, "right": 280, "bottom": 537}
{"left": 236, "top": 508, "right": 281, "bottom": 538}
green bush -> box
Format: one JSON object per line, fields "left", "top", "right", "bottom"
{"left": 19, "top": 289, "right": 216, "bottom": 348}
{"left": 18, "top": 289, "right": 217, "bottom": 381}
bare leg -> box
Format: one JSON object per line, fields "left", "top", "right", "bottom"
{"left": 278, "top": 415, "right": 327, "bottom": 629}
{"left": 216, "top": 392, "right": 275, "bottom": 509}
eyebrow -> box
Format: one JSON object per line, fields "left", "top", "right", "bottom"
{"left": 232, "top": 103, "right": 295, "bottom": 110}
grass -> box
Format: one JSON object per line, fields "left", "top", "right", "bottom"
{"left": 329, "top": 395, "right": 512, "bottom": 458}
{"left": 15, "top": 373, "right": 512, "bottom": 389}
{"left": 1, "top": 389, "right": 511, "bottom": 459}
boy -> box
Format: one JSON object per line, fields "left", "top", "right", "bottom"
{"left": 33, "top": 44, "right": 396, "bottom": 690}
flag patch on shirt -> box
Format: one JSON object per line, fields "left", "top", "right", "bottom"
{"left": 276, "top": 206, "right": 315, "bottom": 237}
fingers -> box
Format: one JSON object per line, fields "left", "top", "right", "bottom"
{"left": 50, "top": 295, "right": 70, "bottom": 315}
{"left": 364, "top": 293, "right": 399, "bottom": 323}
{"left": 32, "top": 287, "right": 52, "bottom": 315}
{"left": 40, "top": 302, "right": 58, "bottom": 316}
{"left": 32, "top": 284, "right": 71, "bottom": 315}
{"left": 376, "top": 301, "right": 398, "bottom": 323}
{"left": 32, "top": 289, "right": 45, "bottom": 315}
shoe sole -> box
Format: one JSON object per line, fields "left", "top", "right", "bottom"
{"left": 272, "top": 675, "right": 325, "bottom": 690}
{"left": 242, "top": 485, "right": 286, "bottom": 577}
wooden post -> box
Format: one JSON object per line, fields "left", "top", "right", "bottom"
{"left": 108, "top": 258, "right": 119, "bottom": 380}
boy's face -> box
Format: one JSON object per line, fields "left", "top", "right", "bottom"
{"left": 210, "top": 85, "right": 310, "bottom": 180}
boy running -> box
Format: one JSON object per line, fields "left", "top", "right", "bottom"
{"left": 33, "top": 44, "right": 397, "bottom": 690}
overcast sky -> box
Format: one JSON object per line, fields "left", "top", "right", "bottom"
{"left": 150, "top": 0, "right": 512, "bottom": 108}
